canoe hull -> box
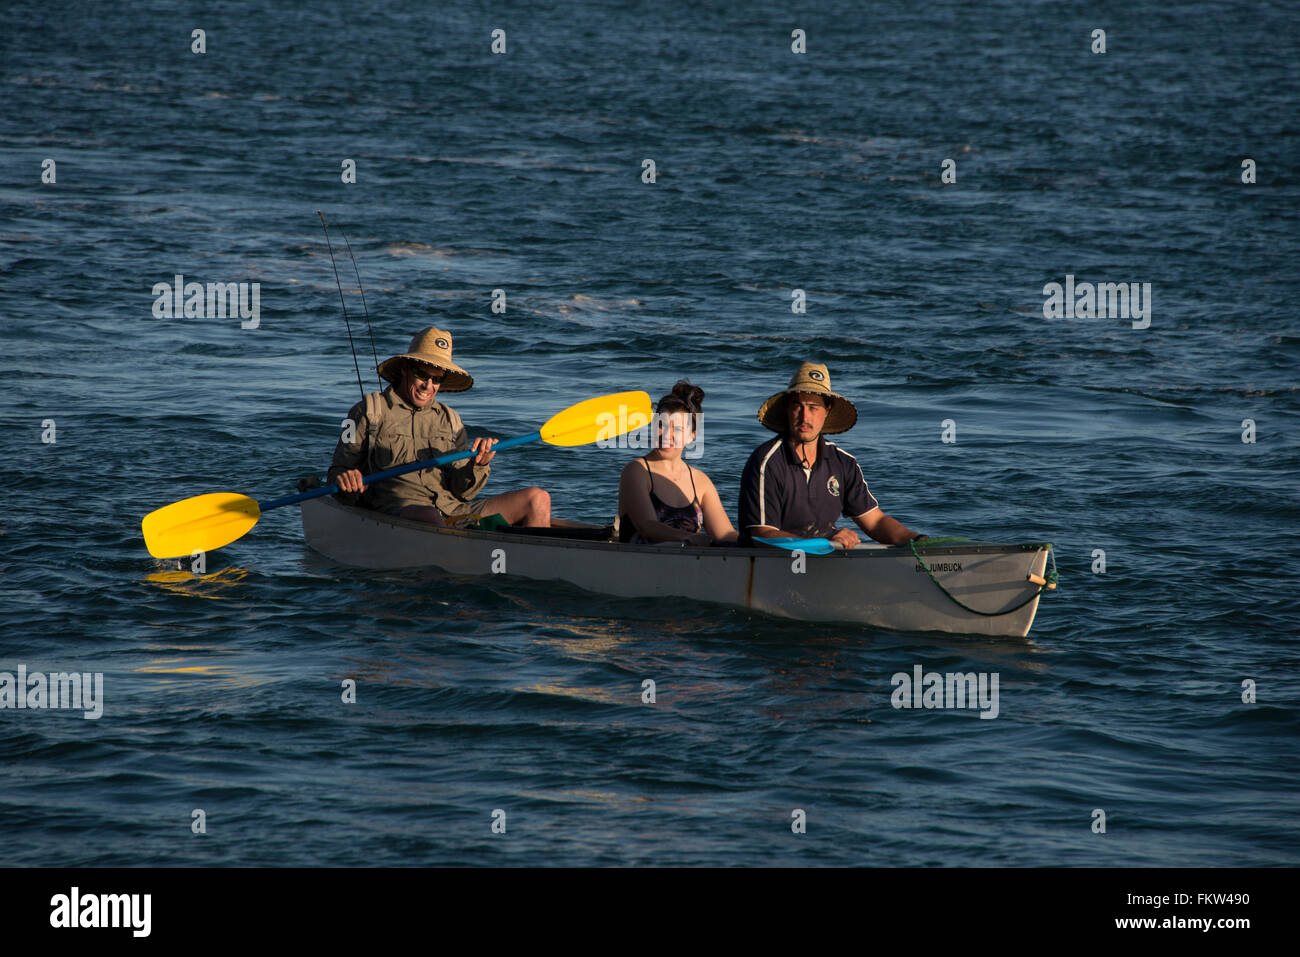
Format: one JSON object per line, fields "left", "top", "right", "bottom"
{"left": 301, "top": 497, "right": 1050, "bottom": 637}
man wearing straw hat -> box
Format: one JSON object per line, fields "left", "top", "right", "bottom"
{"left": 328, "top": 327, "right": 551, "bottom": 527}
{"left": 738, "top": 362, "right": 923, "bottom": 548}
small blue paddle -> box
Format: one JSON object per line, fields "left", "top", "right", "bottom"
{"left": 753, "top": 536, "right": 836, "bottom": 555}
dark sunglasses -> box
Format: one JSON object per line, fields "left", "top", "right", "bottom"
{"left": 408, "top": 363, "right": 445, "bottom": 383}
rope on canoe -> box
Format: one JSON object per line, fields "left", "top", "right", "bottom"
{"left": 908, "top": 538, "right": 1058, "bottom": 617}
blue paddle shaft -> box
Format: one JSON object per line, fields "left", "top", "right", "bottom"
{"left": 258, "top": 430, "right": 542, "bottom": 512}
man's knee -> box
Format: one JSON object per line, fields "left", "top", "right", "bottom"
{"left": 520, "top": 487, "right": 550, "bottom": 525}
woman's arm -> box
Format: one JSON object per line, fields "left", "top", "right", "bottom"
{"left": 695, "top": 469, "right": 738, "bottom": 543}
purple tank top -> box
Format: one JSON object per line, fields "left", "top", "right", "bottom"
{"left": 621, "top": 459, "right": 704, "bottom": 543}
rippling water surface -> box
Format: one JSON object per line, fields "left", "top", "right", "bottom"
{"left": 2, "top": 0, "right": 1298, "bottom": 866}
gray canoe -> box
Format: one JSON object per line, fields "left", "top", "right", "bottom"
{"left": 301, "top": 496, "right": 1053, "bottom": 637}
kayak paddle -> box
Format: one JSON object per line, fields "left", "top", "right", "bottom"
{"left": 142, "top": 390, "right": 652, "bottom": 559}
{"left": 754, "top": 535, "right": 938, "bottom": 554}
{"left": 753, "top": 536, "right": 836, "bottom": 555}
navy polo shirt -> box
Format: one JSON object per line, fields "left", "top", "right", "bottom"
{"left": 738, "top": 435, "right": 879, "bottom": 540}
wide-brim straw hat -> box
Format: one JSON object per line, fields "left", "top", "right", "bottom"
{"left": 757, "top": 361, "right": 858, "bottom": 435}
{"left": 377, "top": 326, "right": 473, "bottom": 392}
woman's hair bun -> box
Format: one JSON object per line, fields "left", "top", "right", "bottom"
{"left": 671, "top": 380, "right": 704, "bottom": 412}
{"left": 656, "top": 380, "right": 703, "bottom": 415}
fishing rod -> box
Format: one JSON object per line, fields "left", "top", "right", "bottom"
{"left": 337, "top": 224, "right": 382, "bottom": 391}
{"left": 317, "top": 210, "right": 366, "bottom": 401}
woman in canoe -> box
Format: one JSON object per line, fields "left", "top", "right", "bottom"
{"left": 618, "top": 381, "right": 739, "bottom": 546}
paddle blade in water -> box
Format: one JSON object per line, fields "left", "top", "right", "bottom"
{"left": 539, "top": 391, "right": 653, "bottom": 447}
{"left": 141, "top": 493, "right": 261, "bottom": 559}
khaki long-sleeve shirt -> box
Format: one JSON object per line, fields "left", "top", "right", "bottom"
{"left": 327, "top": 386, "right": 490, "bottom": 514}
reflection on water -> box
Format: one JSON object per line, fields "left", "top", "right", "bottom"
{"left": 144, "top": 565, "right": 250, "bottom": 598}
{"left": 521, "top": 788, "right": 654, "bottom": 808}
{"left": 515, "top": 682, "right": 625, "bottom": 706}
{"left": 134, "top": 656, "right": 274, "bottom": 691}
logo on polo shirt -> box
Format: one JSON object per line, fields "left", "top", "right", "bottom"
{"left": 827, "top": 476, "right": 840, "bottom": 497}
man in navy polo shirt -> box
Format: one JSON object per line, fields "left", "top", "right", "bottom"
{"left": 738, "top": 362, "right": 925, "bottom": 549}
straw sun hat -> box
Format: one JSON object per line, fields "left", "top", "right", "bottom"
{"left": 757, "top": 361, "right": 858, "bottom": 435}
{"left": 376, "top": 327, "right": 473, "bottom": 392}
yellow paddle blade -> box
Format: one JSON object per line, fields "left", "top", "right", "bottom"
{"left": 141, "top": 493, "right": 261, "bottom": 559}
{"left": 539, "top": 391, "right": 653, "bottom": 447}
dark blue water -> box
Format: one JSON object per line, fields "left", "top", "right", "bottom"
{"left": 2, "top": 0, "right": 1298, "bottom": 866}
